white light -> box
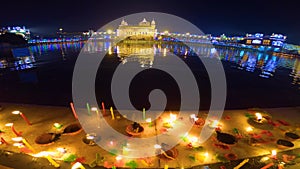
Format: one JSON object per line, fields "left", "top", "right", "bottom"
{"left": 271, "top": 150, "right": 277, "bottom": 156}
{"left": 5, "top": 123, "right": 13, "bottom": 127}
{"left": 204, "top": 152, "right": 209, "bottom": 157}
{"left": 86, "top": 134, "right": 95, "bottom": 140}
{"left": 72, "top": 162, "right": 84, "bottom": 169}
{"left": 209, "top": 120, "right": 219, "bottom": 128}
{"left": 154, "top": 144, "right": 161, "bottom": 149}
{"left": 12, "top": 110, "right": 20, "bottom": 115}
{"left": 169, "top": 113, "right": 177, "bottom": 122}
{"left": 13, "top": 143, "right": 23, "bottom": 147}
{"left": 32, "top": 151, "right": 56, "bottom": 157}
{"left": 255, "top": 113, "right": 262, "bottom": 121}
{"left": 190, "top": 136, "right": 198, "bottom": 143}
{"left": 56, "top": 147, "right": 66, "bottom": 154}
{"left": 116, "top": 155, "right": 122, "bottom": 161}
{"left": 146, "top": 118, "right": 152, "bottom": 123}
{"left": 190, "top": 114, "right": 199, "bottom": 121}
{"left": 91, "top": 107, "right": 98, "bottom": 111}
{"left": 12, "top": 137, "right": 23, "bottom": 142}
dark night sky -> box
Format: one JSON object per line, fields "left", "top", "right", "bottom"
{"left": 1, "top": 0, "right": 300, "bottom": 44}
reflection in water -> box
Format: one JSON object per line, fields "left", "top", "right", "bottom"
{"left": 290, "top": 58, "right": 300, "bottom": 87}
{"left": 116, "top": 43, "right": 154, "bottom": 67}
{"left": 0, "top": 55, "right": 35, "bottom": 70}
{"left": 23, "top": 41, "right": 300, "bottom": 89}
{"left": 29, "top": 42, "right": 84, "bottom": 61}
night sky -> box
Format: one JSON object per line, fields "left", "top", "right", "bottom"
{"left": 1, "top": 0, "right": 299, "bottom": 44}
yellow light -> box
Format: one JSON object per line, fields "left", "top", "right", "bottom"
{"left": 12, "top": 110, "right": 20, "bottom": 115}
{"left": 108, "top": 46, "right": 112, "bottom": 55}
{"left": 246, "top": 127, "right": 253, "bottom": 132}
{"left": 107, "top": 29, "right": 112, "bottom": 34}
{"left": 164, "top": 30, "right": 169, "bottom": 34}
{"left": 260, "top": 156, "right": 270, "bottom": 162}
{"left": 189, "top": 136, "right": 198, "bottom": 143}
{"left": 12, "top": 137, "right": 23, "bottom": 142}
{"left": 53, "top": 123, "right": 62, "bottom": 129}
{"left": 186, "top": 32, "right": 190, "bottom": 35}
{"left": 163, "top": 48, "right": 167, "bottom": 57}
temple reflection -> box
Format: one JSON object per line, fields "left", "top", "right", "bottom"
{"left": 290, "top": 58, "right": 300, "bottom": 86}
{"left": 116, "top": 43, "right": 154, "bottom": 67}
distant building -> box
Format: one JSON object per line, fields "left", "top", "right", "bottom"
{"left": 116, "top": 18, "right": 157, "bottom": 40}
{"left": 1, "top": 26, "right": 30, "bottom": 40}
{"left": 243, "top": 33, "right": 287, "bottom": 47}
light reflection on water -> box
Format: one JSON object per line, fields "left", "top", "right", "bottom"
{"left": 1, "top": 41, "right": 298, "bottom": 89}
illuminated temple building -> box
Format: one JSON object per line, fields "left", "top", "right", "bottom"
{"left": 116, "top": 18, "right": 157, "bottom": 40}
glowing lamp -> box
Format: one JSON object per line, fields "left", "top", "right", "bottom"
{"left": 255, "top": 113, "right": 262, "bottom": 122}
{"left": 154, "top": 144, "right": 162, "bottom": 149}
{"left": 56, "top": 147, "right": 66, "bottom": 154}
{"left": 271, "top": 150, "right": 277, "bottom": 158}
{"left": 168, "top": 113, "right": 177, "bottom": 125}
{"left": 116, "top": 155, "right": 122, "bottom": 161}
{"left": 91, "top": 107, "right": 98, "bottom": 111}
{"left": 209, "top": 120, "right": 220, "bottom": 129}
{"left": 71, "top": 162, "right": 84, "bottom": 169}
{"left": 13, "top": 143, "right": 23, "bottom": 147}
{"left": 190, "top": 114, "right": 198, "bottom": 121}
{"left": 107, "top": 29, "right": 112, "bottom": 34}
{"left": 246, "top": 127, "right": 253, "bottom": 132}
{"left": 146, "top": 118, "right": 152, "bottom": 123}
{"left": 12, "top": 110, "right": 20, "bottom": 115}
{"left": 5, "top": 123, "right": 13, "bottom": 127}
{"left": 204, "top": 152, "right": 209, "bottom": 158}
{"left": 86, "top": 133, "right": 95, "bottom": 140}
{"left": 12, "top": 137, "right": 23, "bottom": 142}
{"left": 53, "top": 123, "right": 63, "bottom": 129}
{"left": 190, "top": 136, "right": 198, "bottom": 143}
